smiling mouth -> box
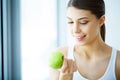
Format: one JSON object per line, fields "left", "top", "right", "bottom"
{"left": 75, "top": 35, "right": 86, "bottom": 41}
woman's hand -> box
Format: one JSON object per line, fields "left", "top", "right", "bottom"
{"left": 59, "top": 58, "right": 77, "bottom": 80}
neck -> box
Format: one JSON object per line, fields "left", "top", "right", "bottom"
{"left": 74, "top": 36, "right": 108, "bottom": 57}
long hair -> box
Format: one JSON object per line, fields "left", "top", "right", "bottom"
{"left": 67, "top": 0, "right": 106, "bottom": 41}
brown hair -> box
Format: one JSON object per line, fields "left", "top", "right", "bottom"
{"left": 67, "top": 0, "right": 106, "bottom": 41}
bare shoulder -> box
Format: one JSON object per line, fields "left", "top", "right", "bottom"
{"left": 116, "top": 50, "right": 120, "bottom": 79}
{"left": 55, "top": 46, "right": 69, "bottom": 58}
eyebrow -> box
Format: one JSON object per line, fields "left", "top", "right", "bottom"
{"left": 67, "top": 16, "right": 88, "bottom": 20}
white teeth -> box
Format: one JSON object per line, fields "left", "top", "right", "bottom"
{"left": 75, "top": 35, "right": 85, "bottom": 38}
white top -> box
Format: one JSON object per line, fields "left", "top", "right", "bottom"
{"left": 68, "top": 45, "right": 117, "bottom": 80}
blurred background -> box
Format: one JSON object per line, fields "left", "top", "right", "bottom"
{"left": 0, "top": 0, "right": 120, "bottom": 80}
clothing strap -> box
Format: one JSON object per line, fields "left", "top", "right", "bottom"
{"left": 100, "top": 47, "right": 117, "bottom": 80}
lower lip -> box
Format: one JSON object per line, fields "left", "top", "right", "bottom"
{"left": 75, "top": 35, "right": 86, "bottom": 41}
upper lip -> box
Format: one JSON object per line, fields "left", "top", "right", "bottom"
{"left": 74, "top": 35, "right": 86, "bottom": 38}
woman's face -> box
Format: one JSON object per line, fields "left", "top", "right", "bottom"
{"left": 66, "top": 7, "right": 105, "bottom": 45}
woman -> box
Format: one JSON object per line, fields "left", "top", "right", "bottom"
{"left": 49, "top": 0, "right": 120, "bottom": 80}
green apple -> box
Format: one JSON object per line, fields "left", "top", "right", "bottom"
{"left": 49, "top": 51, "right": 64, "bottom": 69}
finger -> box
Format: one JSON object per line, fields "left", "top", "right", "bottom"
{"left": 73, "top": 61, "right": 77, "bottom": 72}
{"left": 68, "top": 59, "right": 74, "bottom": 73}
{"left": 67, "top": 59, "right": 77, "bottom": 73}
{"left": 60, "top": 58, "right": 68, "bottom": 73}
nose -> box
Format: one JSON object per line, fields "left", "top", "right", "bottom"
{"left": 73, "top": 23, "right": 81, "bottom": 33}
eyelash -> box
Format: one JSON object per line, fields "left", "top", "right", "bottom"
{"left": 68, "top": 22, "right": 73, "bottom": 24}
{"left": 68, "top": 21, "right": 89, "bottom": 25}
{"left": 80, "top": 21, "right": 89, "bottom": 25}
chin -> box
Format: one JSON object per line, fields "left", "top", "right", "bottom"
{"left": 75, "top": 41, "right": 87, "bottom": 46}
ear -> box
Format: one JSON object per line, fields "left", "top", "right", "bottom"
{"left": 99, "top": 15, "right": 105, "bottom": 27}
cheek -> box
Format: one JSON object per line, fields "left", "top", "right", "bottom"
{"left": 87, "top": 26, "right": 100, "bottom": 38}
{"left": 68, "top": 26, "right": 73, "bottom": 35}
{"left": 70, "top": 28, "right": 74, "bottom": 36}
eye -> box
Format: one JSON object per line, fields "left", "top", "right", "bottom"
{"left": 79, "top": 21, "right": 89, "bottom": 25}
{"left": 68, "top": 22, "right": 74, "bottom": 24}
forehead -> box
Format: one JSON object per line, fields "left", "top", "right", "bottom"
{"left": 66, "top": 7, "right": 96, "bottom": 20}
